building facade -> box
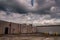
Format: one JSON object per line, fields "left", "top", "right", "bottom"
{"left": 0, "top": 20, "right": 60, "bottom": 40}
{"left": 0, "top": 20, "right": 60, "bottom": 36}
{"left": 0, "top": 20, "right": 37, "bottom": 35}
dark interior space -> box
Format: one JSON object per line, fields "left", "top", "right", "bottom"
{"left": 5, "top": 27, "right": 8, "bottom": 34}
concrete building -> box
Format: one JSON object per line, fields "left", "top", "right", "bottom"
{"left": 0, "top": 20, "right": 60, "bottom": 40}
{"left": 0, "top": 20, "right": 37, "bottom": 35}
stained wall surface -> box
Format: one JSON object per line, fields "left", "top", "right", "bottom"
{"left": 0, "top": 20, "right": 37, "bottom": 34}
{"left": 0, "top": 20, "right": 60, "bottom": 35}
{"left": 0, "top": 21, "right": 10, "bottom": 34}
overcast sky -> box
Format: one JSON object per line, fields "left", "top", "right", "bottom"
{"left": 0, "top": 0, "right": 60, "bottom": 26}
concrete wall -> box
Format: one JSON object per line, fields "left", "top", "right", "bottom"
{"left": 27, "top": 24, "right": 32, "bottom": 33}
{"left": 20, "top": 24, "right": 28, "bottom": 33}
{"left": 0, "top": 20, "right": 60, "bottom": 40}
{"left": 1, "top": 20, "right": 60, "bottom": 35}
{"left": 10, "top": 23, "right": 19, "bottom": 34}
{"left": 27, "top": 24, "right": 36, "bottom": 33}
{"left": 0, "top": 21, "right": 10, "bottom": 34}
{"left": 0, "top": 21, "right": 37, "bottom": 34}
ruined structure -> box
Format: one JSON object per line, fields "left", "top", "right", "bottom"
{"left": 0, "top": 20, "right": 60, "bottom": 36}
{"left": 0, "top": 20, "right": 37, "bottom": 35}
{"left": 0, "top": 20, "right": 60, "bottom": 40}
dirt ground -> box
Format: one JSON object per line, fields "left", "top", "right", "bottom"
{"left": 0, "top": 35, "right": 60, "bottom": 40}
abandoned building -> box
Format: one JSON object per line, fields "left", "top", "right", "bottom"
{"left": 0, "top": 20, "right": 37, "bottom": 35}
{"left": 0, "top": 20, "right": 60, "bottom": 36}
{"left": 0, "top": 20, "right": 60, "bottom": 40}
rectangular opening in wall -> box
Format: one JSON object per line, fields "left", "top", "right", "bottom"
{"left": 5, "top": 27, "right": 8, "bottom": 34}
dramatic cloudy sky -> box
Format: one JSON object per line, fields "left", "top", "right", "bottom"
{"left": 0, "top": 0, "right": 60, "bottom": 26}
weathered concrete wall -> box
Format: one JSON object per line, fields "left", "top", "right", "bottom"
{"left": 0, "top": 21, "right": 10, "bottom": 34}
{"left": 0, "top": 20, "right": 37, "bottom": 34}
{"left": 20, "top": 24, "right": 28, "bottom": 33}
{"left": 27, "top": 24, "right": 32, "bottom": 33}
{"left": 27, "top": 24, "right": 37, "bottom": 33}
{"left": 18, "top": 24, "right": 21, "bottom": 33}
{"left": 1, "top": 20, "right": 60, "bottom": 36}
{"left": 11, "top": 23, "right": 19, "bottom": 34}
{"left": 0, "top": 20, "right": 44, "bottom": 35}
{"left": 0, "top": 21, "right": 60, "bottom": 40}
{"left": 32, "top": 27, "right": 37, "bottom": 33}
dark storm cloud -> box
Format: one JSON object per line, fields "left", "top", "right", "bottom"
{"left": 0, "top": 0, "right": 28, "bottom": 15}
{"left": 36, "top": 0, "right": 44, "bottom": 5}
{"left": 35, "top": 7, "right": 51, "bottom": 14}
{"left": 35, "top": 0, "right": 60, "bottom": 15}
{"left": 0, "top": 0, "right": 59, "bottom": 15}
{"left": 55, "top": 0, "right": 60, "bottom": 6}
{"left": 30, "top": 0, "right": 55, "bottom": 14}
{"left": 0, "top": 0, "right": 56, "bottom": 15}
{"left": 31, "top": 0, "right": 60, "bottom": 19}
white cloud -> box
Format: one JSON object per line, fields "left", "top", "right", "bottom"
{"left": 0, "top": 11, "right": 60, "bottom": 26}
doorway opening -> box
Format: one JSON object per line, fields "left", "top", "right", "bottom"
{"left": 5, "top": 27, "right": 8, "bottom": 34}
